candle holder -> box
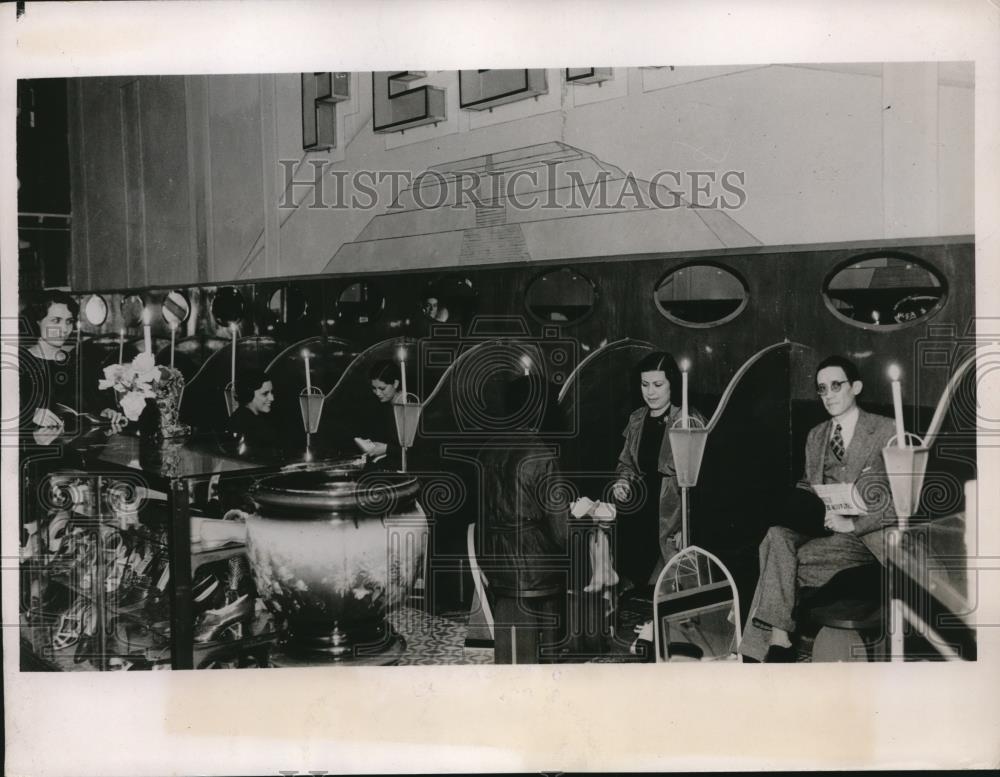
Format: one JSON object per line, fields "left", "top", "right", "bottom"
{"left": 393, "top": 397, "right": 422, "bottom": 473}
{"left": 223, "top": 382, "right": 237, "bottom": 416}
{"left": 299, "top": 387, "right": 325, "bottom": 434}
{"left": 882, "top": 432, "right": 929, "bottom": 526}
{"left": 668, "top": 416, "right": 709, "bottom": 550}
{"left": 668, "top": 416, "right": 709, "bottom": 488}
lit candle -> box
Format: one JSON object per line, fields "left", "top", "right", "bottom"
{"left": 303, "top": 349, "right": 312, "bottom": 394}
{"left": 888, "top": 364, "right": 907, "bottom": 448}
{"left": 118, "top": 329, "right": 125, "bottom": 364}
{"left": 142, "top": 307, "right": 152, "bottom": 357}
{"left": 520, "top": 355, "right": 531, "bottom": 377}
{"left": 680, "top": 358, "right": 690, "bottom": 429}
{"left": 397, "top": 345, "right": 408, "bottom": 401}
{"left": 169, "top": 322, "right": 177, "bottom": 369}
{"left": 230, "top": 323, "right": 238, "bottom": 392}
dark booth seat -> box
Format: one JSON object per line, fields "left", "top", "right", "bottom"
{"left": 265, "top": 335, "right": 358, "bottom": 450}
{"left": 178, "top": 336, "right": 279, "bottom": 434}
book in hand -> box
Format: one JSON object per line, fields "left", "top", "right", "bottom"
{"left": 811, "top": 482, "right": 864, "bottom": 515}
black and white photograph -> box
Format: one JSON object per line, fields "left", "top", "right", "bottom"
{"left": 3, "top": 1, "right": 1000, "bottom": 774}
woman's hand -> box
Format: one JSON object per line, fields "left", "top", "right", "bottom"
{"left": 369, "top": 442, "right": 388, "bottom": 458}
{"left": 100, "top": 407, "right": 128, "bottom": 432}
{"left": 33, "top": 408, "right": 64, "bottom": 428}
{"left": 612, "top": 478, "right": 631, "bottom": 502}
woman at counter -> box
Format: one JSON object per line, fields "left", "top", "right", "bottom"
{"left": 353, "top": 360, "right": 406, "bottom": 468}
{"left": 227, "top": 369, "right": 279, "bottom": 450}
{"left": 612, "top": 351, "right": 704, "bottom": 590}
{"left": 20, "top": 289, "right": 125, "bottom": 434}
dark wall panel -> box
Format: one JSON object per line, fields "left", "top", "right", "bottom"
{"left": 141, "top": 76, "right": 196, "bottom": 286}
{"left": 80, "top": 78, "right": 128, "bottom": 289}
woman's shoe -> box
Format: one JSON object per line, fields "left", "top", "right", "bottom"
{"left": 193, "top": 594, "right": 252, "bottom": 643}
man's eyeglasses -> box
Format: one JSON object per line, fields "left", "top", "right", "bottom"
{"left": 816, "top": 380, "right": 849, "bottom": 397}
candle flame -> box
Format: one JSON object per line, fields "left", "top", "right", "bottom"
{"left": 397, "top": 345, "right": 408, "bottom": 362}
{"left": 888, "top": 364, "right": 901, "bottom": 381}
{"left": 301, "top": 349, "right": 311, "bottom": 359}
{"left": 520, "top": 355, "right": 532, "bottom": 372}
{"left": 680, "top": 358, "right": 691, "bottom": 372}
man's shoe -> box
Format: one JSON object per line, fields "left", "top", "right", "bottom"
{"left": 764, "top": 644, "right": 797, "bottom": 663}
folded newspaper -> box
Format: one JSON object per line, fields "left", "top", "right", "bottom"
{"left": 812, "top": 483, "right": 865, "bottom": 515}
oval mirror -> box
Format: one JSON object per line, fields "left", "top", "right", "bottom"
{"left": 212, "top": 286, "right": 247, "bottom": 326}
{"left": 82, "top": 294, "right": 108, "bottom": 327}
{"left": 268, "top": 285, "right": 308, "bottom": 323}
{"left": 162, "top": 289, "right": 191, "bottom": 327}
{"left": 824, "top": 254, "right": 945, "bottom": 328}
{"left": 421, "top": 275, "right": 477, "bottom": 323}
{"left": 654, "top": 263, "right": 748, "bottom": 327}
{"left": 120, "top": 294, "right": 145, "bottom": 327}
{"left": 524, "top": 267, "right": 597, "bottom": 325}
{"left": 335, "top": 281, "right": 384, "bottom": 325}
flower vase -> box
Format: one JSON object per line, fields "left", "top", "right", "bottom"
{"left": 138, "top": 398, "right": 162, "bottom": 442}
{"left": 154, "top": 367, "right": 190, "bottom": 439}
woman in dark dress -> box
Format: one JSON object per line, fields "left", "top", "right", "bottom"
{"left": 353, "top": 360, "right": 405, "bottom": 468}
{"left": 612, "top": 351, "right": 703, "bottom": 589}
{"left": 226, "top": 368, "right": 279, "bottom": 450}
{"left": 19, "top": 289, "right": 125, "bottom": 435}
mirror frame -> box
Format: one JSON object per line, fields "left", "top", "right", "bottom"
{"left": 652, "top": 261, "right": 749, "bottom": 329}
{"left": 523, "top": 265, "right": 600, "bottom": 326}
{"left": 822, "top": 251, "right": 948, "bottom": 332}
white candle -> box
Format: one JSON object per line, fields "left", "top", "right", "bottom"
{"left": 230, "top": 323, "right": 238, "bottom": 391}
{"left": 169, "top": 323, "right": 177, "bottom": 369}
{"left": 118, "top": 329, "right": 124, "bottom": 364}
{"left": 142, "top": 307, "right": 152, "bottom": 357}
{"left": 303, "top": 349, "right": 312, "bottom": 394}
{"left": 398, "top": 345, "right": 408, "bottom": 401}
{"left": 680, "top": 358, "right": 690, "bottom": 429}
{"left": 888, "top": 364, "right": 907, "bottom": 448}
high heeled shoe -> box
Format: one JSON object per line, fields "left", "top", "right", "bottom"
{"left": 193, "top": 593, "right": 253, "bottom": 643}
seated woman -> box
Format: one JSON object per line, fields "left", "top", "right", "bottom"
{"left": 612, "top": 351, "right": 704, "bottom": 590}
{"left": 20, "top": 289, "right": 125, "bottom": 436}
{"left": 227, "top": 369, "right": 279, "bottom": 450}
{"left": 353, "top": 360, "right": 407, "bottom": 468}
{"left": 477, "top": 375, "right": 568, "bottom": 664}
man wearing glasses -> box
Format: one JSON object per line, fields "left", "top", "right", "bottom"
{"left": 739, "top": 355, "right": 896, "bottom": 662}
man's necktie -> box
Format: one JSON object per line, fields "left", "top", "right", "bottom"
{"left": 830, "top": 421, "right": 845, "bottom": 461}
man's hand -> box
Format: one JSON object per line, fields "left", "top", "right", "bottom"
{"left": 33, "top": 408, "right": 64, "bottom": 428}
{"left": 612, "top": 478, "right": 631, "bottom": 502}
{"left": 824, "top": 511, "right": 855, "bottom": 534}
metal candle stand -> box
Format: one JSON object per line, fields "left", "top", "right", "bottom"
{"left": 393, "top": 395, "right": 422, "bottom": 473}
{"left": 882, "top": 431, "right": 929, "bottom": 661}
{"left": 223, "top": 382, "right": 237, "bottom": 416}
{"left": 667, "top": 416, "right": 709, "bottom": 549}
{"left": 299, "top": 387, "right": 325, "bottom": 455}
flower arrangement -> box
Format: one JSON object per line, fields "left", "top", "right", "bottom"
{"left": 99, "top": 352, "right": 163, "bottom": 421}
{"left": 99, "top": 353, "right": 188, "bottom": 437}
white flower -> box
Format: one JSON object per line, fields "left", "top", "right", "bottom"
{"left": 98, "top": 364, "right": 125, "bottom": 390}
{"left": 119, "top": 391, "right": 147, "bottom": 422}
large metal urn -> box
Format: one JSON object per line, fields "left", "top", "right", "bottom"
{"left": 245, "top": 463, "right": 427, "bottom": 664}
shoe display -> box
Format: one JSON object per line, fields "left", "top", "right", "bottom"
{"left": 21, "top": 468, "right": 268, "bottom": 672}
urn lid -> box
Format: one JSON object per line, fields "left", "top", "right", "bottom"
{"left": 250, "top": 464, "right": 419, "bottom": 517}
